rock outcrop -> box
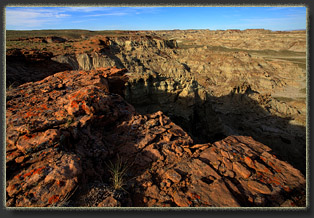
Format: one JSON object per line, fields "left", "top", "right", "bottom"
{"left": 6, "top": 49, "right": 72, "bottom": 87}
{"left": 158, "top": 29, "right": 306, "bottom": 52}
{"left": 6, "top": 67, "right": 306, "bottom": 207}
{"left": 6, "top": 67, "right": 132, "bottom": 207}
{"left": 124, "top": 72, "right": 226, "bottom": 143}
{"left": 6, "top": 29, "right": 307, "bottom": 175}
{"left": 6, "top": 29, "right": 307, "bottom": 207}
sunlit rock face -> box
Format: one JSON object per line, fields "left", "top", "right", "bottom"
{"left": 6, "top": 29, "right": 307, "bottom": 207}
{"left": 5, "top": 67, "right": 306, "bottom": 207}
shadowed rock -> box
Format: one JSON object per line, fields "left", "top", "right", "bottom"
{"left": 6, "top": 68, "right": 306, "bottom": 207}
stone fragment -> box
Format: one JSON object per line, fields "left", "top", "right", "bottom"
{"left": 247, "top": 180, "right": 272, "bottom": 195}
{"left": 222, "top": 157, "right": 233, "bottom": 170}
{"left": 199, "top": 147, "right": 220, "bottom": 167}
{"left": 244, "top": 156, "right": 255, "bottom": 169}
{"left": 138, "top": 134, "right": 157, "bottom": 149}
{"left": 145, "top": 185, "right": 160, "bottom": 199}
{"left": 164, "top": 169, "right": 182, "bottom": 183}
{"left": 98, "top": 196, "right": 121, "bottom": 207}
{"left": 173, "top": 191, "right": 191, "bottom": 207}
{"left": 220, "top": 149, "right": 230, "bottom": 159}
{"left": 162, "top": 132, "right": 173, "bottom": 142}
{"left": 5, "top": 63, "right": 306, "bottom": 208}
{"left": 233, "top": 162, "right": 251, "bottom": 179}
{"left": 143, "top": 144, "right": 163, "bottom": 161}
{"left": 280, "top": 199, "right": 297, "bottom": 207}
{"left": 168, "top": 126, "right": 186, "bottom": 137}
{"left": 254, "top": 160, "right": 273, "bottom": 175}
{"left": 224, "top": 170, "right": 235, "bottom": 178}
{"left": 145, "top": 119, "right": 159, "bottom": 128}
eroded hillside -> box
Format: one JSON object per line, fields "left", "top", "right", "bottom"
{"left": 6, "top": 29, "right": 307, "bottom": 207}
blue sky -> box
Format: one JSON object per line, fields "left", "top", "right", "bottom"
{"left": 6, "top": 6, "right": 307, "bottom": 31}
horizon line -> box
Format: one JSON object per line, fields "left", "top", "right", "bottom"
{"left": 6, "top": 28, "right": 307, "bottom": 31}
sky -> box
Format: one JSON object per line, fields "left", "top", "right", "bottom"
{"left": 6, "top": 6, "right": 307, "bottom": 31}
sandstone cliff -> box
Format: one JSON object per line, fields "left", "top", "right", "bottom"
{"left": 6, "top": 68, "right": 306, "bottom": 207}
{"left": 6, "top": 30, "right": 307, "bottom": 207}
{"left": 6, "top": 30, "right": 307, "bottom": 174}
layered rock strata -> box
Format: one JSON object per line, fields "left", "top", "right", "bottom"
{"left": 124, "top": 72, "right": 226, "bottom": 143}
{"left": 157, "top": 29, "right": 306, "bottom": 52}
{"left": 6, "top": 29, "right": 306, "bottom": 178}
{"left": 6, "top": 68, "right": 306, "bottom": 207}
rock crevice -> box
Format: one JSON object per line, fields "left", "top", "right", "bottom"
{"left": 6, "top": 67, "right": 306, "bottom": 207}
{"left": 6, "top": 29, "right": 307, "bottom": 207}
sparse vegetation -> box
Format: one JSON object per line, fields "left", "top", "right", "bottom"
{"left": 106, "top": 156, "right": 130, "bottom": 191}
{"left": 6, "top": 81, "right": 17, "bottom": 91}
{"left": 55, "top": 184, "right": 79, "bottom": 207}
{"left": 5, "top": 29, "right": 307, "bottom": 207}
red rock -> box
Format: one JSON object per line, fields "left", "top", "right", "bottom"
{"left": 14, "top": 156, "right": 25, "bottom": 163}
{"left": 244, "top": 156, "right": 255, "bottom": 169}
{"left": 16, "top": 129, "right": 60, "bottom": 154}
{"left": 233, "top": 161, "right": 251, "bottom": 179}
{"left": 6, "top": 66, "right": 306, "bottom": 207}
{"left": 163, "top": 179, "right": 172, "bottom": 187}
{"left": 247, "top": 180, "right": 272, "bottom": 195}
{"left": 145, "top": 185, "right": 160, "bottom": 199}
{"left": 224, "top": 169, "right": 235, "bottom": 178}
{"left": 146, "top": 199, "right": 158, "bottom": 207}
{"left": 190, "top": 144, "right": 209, "bottom": 150}
{"left": 173, "top": 191, "right": 191, "bottom": 207}
{"left": 222, "top": 157, "right": 233, "bottom": 170}
{"left": 254, "top": 160, "right": 273, "bottom": 175}
{"left": 220, "top": 149, "right": 230, "bottom": 158}
{"left": 98, "top": 196, "right": 120, "bottom": 207}
{"left": 204, "top": 181, "right": 240, "bottom": 207}
{"left": 280, "top": 199, "right": 297, "bottom": 207}
{"left": 143, "top": 144, "right": 163, "bottom": 161}
{"left": 6, "top": 67, "right": 135, "bottom": 207}
{"left": 168, "top": 126, "right": 187, "bottom": 137}
{"left": 164, "top": 169, "right": 182, "bottom": 183}
{"left": 137, "top": 133, "right": 157, "bottom": 149}
{"left": 199, "top": 147, "right": 221, "bottom": 169}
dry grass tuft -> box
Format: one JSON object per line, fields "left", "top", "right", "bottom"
{"left": 106, "top": 156, "right": 131, "bottom": 191}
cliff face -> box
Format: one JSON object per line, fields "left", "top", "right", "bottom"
{"left": 6, "top": 35, "right": 178, "bottom": 86}
{"left": 6, "top": 68, "right": 306, "bottom": 207}
{"left": 158, "top": 29, "right": 306, "bottom": 52}
{"left": 6, "top": 29, "right": 307, "bottom": 207}
{"left": 6, "top": 30, "right": 306, "bottom": 174}
{"left": 6, "top": 49, "right": 73, "bottom": 86}
{"left": 123, "top": 72, "right": 228, "bottom": 144}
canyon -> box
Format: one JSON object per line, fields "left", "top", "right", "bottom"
{"left": 5, "top": 29, "right": 307, "bottom": 207}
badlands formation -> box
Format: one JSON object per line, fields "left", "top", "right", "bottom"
{"left": 6, "top": 29, "right": 306, "bottom": 207}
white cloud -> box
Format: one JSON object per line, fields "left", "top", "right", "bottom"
{"left": 5, "top": 6, "right": 161, "bottom": 30}
{"left": 85, "top": 12, "right": 128, "bottom": 17}
{"left": 62, "top": 7, "right": 111, "bottom": 13}
{"left": 55, "top": 13, "right": 70, "bottom": 18}
{"left": 6, "top": 7, "right": 72, "bottom": 29}
{"left": 266, "top": 7, "right": 290, "bottom": 11}
{"left": 82, "top": 6, "right": 160, "bottom": 17}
